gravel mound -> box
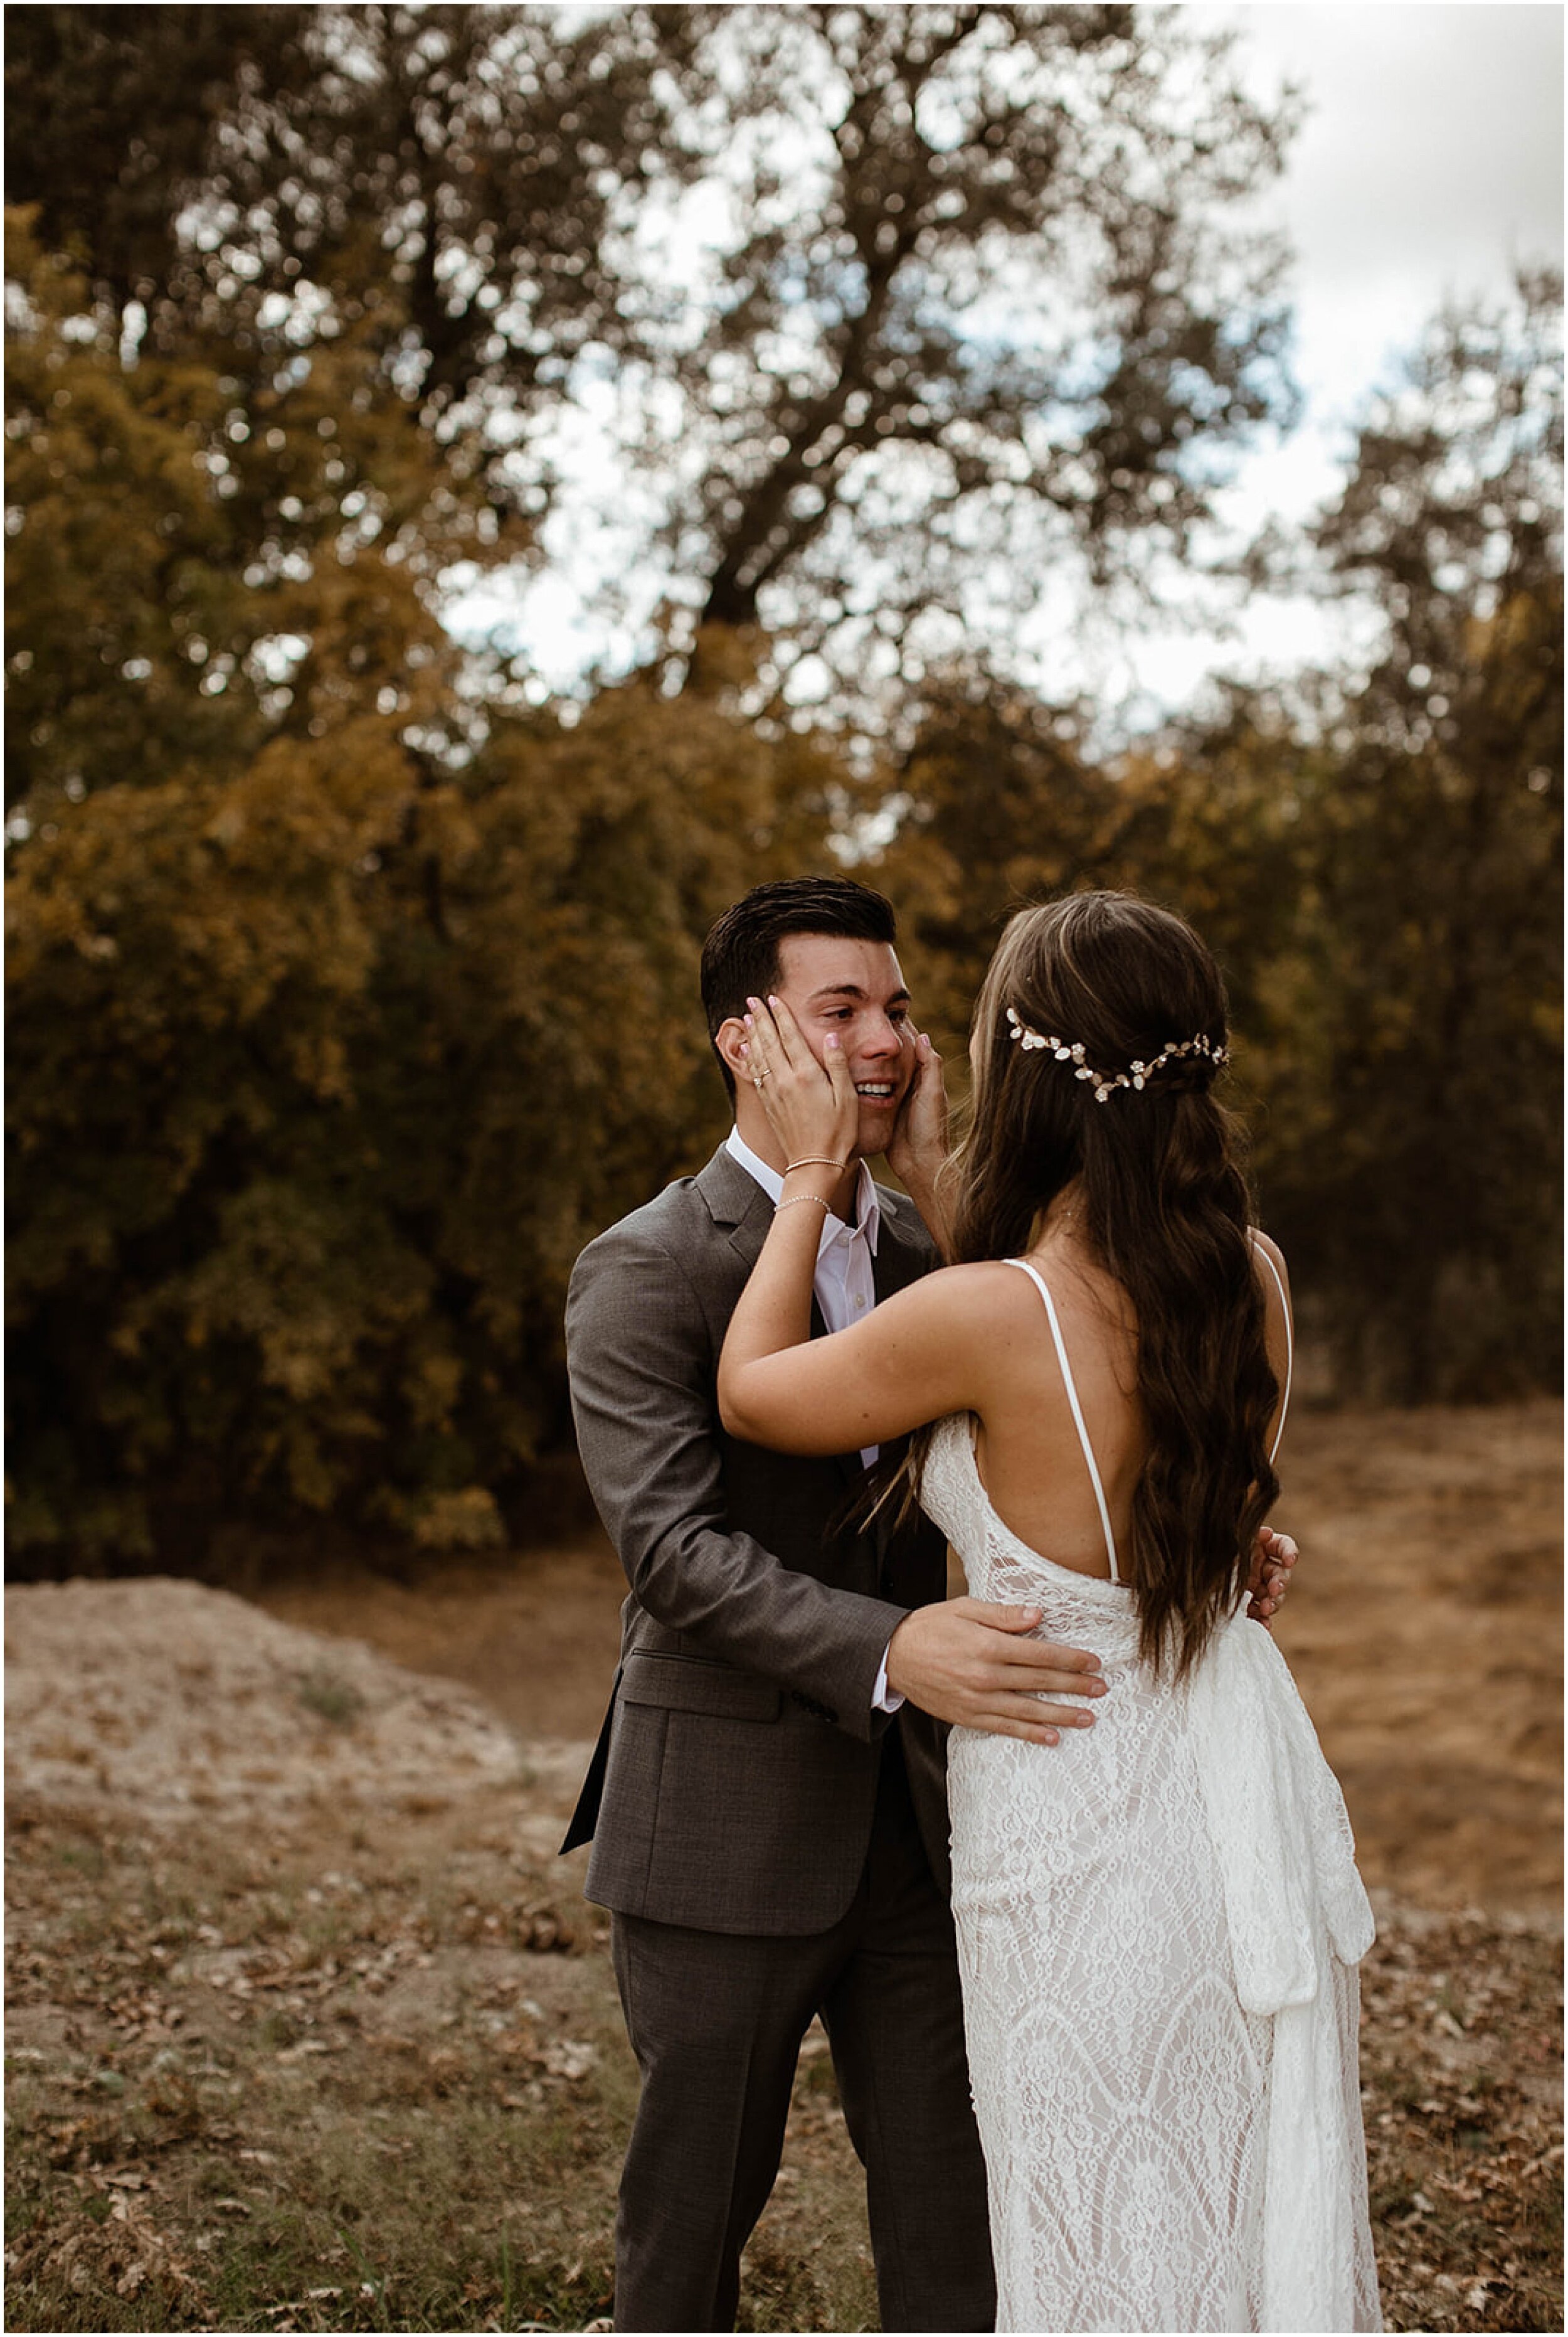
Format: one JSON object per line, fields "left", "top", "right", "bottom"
{"left": 5, "top": 1576, "right": 528, "bottom": 1821}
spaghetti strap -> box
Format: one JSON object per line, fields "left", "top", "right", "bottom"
{"left": 1251, "top": 1238, "right": 1293, "bottom": 1464}
{"left": 1004, "top": 1259, "right": 1120, "bottom": 1582}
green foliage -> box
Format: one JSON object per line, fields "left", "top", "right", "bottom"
{"left": 295, "top": 1666, "right": 368, "bottom": 1729}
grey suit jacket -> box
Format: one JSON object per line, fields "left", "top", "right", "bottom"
{"left": 563, "top": 1143, "right": 953, "bottom": 1935}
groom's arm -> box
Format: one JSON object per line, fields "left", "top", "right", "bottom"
{"left": 566, "top": 1221, "right": 908, "bottom": 1743}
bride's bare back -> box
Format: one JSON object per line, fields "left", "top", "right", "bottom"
{"left": 967, "top": 1233, "right": 1292, "bottom": 1583}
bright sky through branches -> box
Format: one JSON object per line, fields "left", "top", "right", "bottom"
{"left": 446, "top": 2, "right": 1563, "bottom": 740}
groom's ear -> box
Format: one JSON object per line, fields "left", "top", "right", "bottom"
{"left": 714, "top": 1017, "right": 751, "bottom": 1082}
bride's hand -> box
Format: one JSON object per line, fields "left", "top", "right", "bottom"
{"left": 741, "top": 993, "right": 859, "bottom": 1171}
{"left": 887, "top": 1028, "right": 948, "bottom": 1193}
{"left": 1246, "top": 1526, "right": 1296, "bottom": 1627}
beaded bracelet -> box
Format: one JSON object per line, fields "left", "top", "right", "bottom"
{"left": 776, "top": 1193, "right": 832, "bottom": 1215}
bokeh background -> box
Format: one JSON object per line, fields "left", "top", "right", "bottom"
{"left": 6, "top": 0, "right": 1561, "bottom": 1577}
{"left": 4, "top": 11, "right": 1562, "bottom": 2333}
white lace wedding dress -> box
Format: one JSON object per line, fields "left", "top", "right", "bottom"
{"left": 921, "top": 1258, "right": 1381, "bottom": 2334}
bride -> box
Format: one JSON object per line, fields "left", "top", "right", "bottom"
{"left": 716, "top": 891, "right": 1380, "bottom": 2334}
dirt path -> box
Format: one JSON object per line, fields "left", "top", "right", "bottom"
{"left": 257, "top": 1400, "right": 1563, "bottom": 1914}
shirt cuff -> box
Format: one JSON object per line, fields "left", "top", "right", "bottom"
{"left": 872, "top": 1644, "right": 905, "bottom": 1714}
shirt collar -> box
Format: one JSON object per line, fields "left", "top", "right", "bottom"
{"left": 724, "top": 1124, "right": 880, "bottom": 1253}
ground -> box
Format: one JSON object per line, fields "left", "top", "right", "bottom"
{"left": 5, "top": 1402, "right": 1562, "bottom": 2333}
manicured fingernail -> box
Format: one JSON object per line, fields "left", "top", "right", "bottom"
{"left": 825, "top": 1033, "right": 840, "bottom": 1050}
{"left": 767, "top": 994, "right": 780, "bottom": 1008}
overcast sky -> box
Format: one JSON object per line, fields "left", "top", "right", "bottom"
{"left": 454, "top": 3, "right": 1565, "bottom": 731}
{"left": 1039, "top": 1, "right": 1565, "bottom": 725}
{"left": 1194, "top": 1, "right": 1562, "bottom": 490}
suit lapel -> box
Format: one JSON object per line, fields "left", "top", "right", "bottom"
{"left": 873, "top": 1189, "right": 938, "bottom": 1301}
{"left": 862, "top": 1188, "right": 938, "bottom": 1491}
{"left": 696, "top": 1146, "right": 943, "bottom": 1493}
{"left": 866, "top": 1191, "right": 942, "bottom": 1556}
{"left": 697, "top": 1141, "right": 865, "bottom": 1483}
{"left": 694, "top": 1143, "right": 775, "bottom": 1265}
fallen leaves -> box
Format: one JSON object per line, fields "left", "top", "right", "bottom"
{"left": 1360, "top": 1900, "right": 1563, "bottom": 2333}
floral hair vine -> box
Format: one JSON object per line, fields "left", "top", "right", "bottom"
{"left": 1005, "top": 1004, "right": 1229, "bottom": 1102}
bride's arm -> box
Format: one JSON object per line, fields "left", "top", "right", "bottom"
{"left": 886, "top": 1027, "right": 953, "bottom": 1260}
{"left": 717, "top": 993, "right": 988, "bottom": 1452}
{"left": 721, "top": 993, "right": 1108, "bottom": 1738}
{"left": 721, "top": 1255, "right": 993, "bottom": 1453}
{"left": 1246, "top": 1230, "right": 1298, "bottom": 1626}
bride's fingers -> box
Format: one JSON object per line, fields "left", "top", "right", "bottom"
{"left": 742, "top": 996, "right": 856, "bottom": 1152}
{"left": 753, "top": 992, "right": 815, "bottom": 1080}
{"left": 741, "top": 1001, "right": 781, "bottom": 1087}
{"left": 820, "top": 1027, "right": 858, "bottom": 1113}
{"left": 741, "top": 1000, "right": 785, "bottom": 1093}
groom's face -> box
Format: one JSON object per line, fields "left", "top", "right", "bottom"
{"left": 771, "top": 932, "right": 916, "bottom": 1160}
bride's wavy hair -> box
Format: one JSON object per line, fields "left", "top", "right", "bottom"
{"left": 895, "top": 891, "right": 1279, "bottom": 1680}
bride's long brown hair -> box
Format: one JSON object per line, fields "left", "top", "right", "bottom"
{"left": 899, "top": 891, "right": 1279, "bottom": 1680}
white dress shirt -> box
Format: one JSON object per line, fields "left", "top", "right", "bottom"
{"left": 725, "top": 1126, "right": 904, "bottom": 1712}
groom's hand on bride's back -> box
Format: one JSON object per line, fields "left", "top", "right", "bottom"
{"left": 886, "top": 1600, "right": 1106, "bottom": 1745}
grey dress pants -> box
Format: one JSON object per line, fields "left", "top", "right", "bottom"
{"left": 608, "top": 1729, "right": 995, "bottom": 2332}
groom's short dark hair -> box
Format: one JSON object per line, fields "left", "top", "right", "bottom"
{"left": 701, "top": 876, "right": 899, "bottom": 1100}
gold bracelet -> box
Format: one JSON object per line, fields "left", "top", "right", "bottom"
{"left": 785, "top": 1156, "right": 847, "bottom": 1173}
{"left": 776, "top": 1193, "right": 832, "bottom": 1215}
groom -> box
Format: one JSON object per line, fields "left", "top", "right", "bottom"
{"left": 563, "top": 876, "right": 1290, "bottom": 2332}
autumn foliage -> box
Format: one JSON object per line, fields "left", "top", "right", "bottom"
{"left": 4, "top": 7, "right": 1560, "bottom": 1574}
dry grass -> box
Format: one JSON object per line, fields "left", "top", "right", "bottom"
{"left": 7, "top": 1400, "right": 1562, "bottom": 2332}
{"left": 5, "top": 1793, "right": 1559, "bottom": 2334}
{"left": 3, "top": 1793, "right": 881, "bottom": 2334}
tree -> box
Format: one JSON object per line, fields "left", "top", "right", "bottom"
{"left": 874, "top": 280, "right": 1562, "bottom": 1402}
{"left": 4, "top": 6, "right": 707, "bottom": 504}
{"left": 3, "top": 6, "right": 317, "bottom": 316}
{"left": 1267, "top": 279, "right": 1563, "bottom": 1397}
{"left": 4, "top": 205, "right": 495, "bottom": 1563}
{"left": 1159, "top": 279, "right": 1563, "bottom": 1398}
{"left": 6, "top": 659, "right": 849, "bottom": 1570}
{"left": 8, "top": 5, "right": 1300, "bottom": 728}
{"left": 5, "top": 222, "right": 850, "bottom": 1567}
{"left": 871, "top": 677, "right": 1136, "bottom": 1050}
{"left": 650, "top": 4, "right": 1298, "bottom": 710}
{"left": 3, "top": 204, "right": 510, "bottom": 819}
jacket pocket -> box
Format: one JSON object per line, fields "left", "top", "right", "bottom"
{"left": 619, "top": 1651, "right": 781, "bottom": 1722}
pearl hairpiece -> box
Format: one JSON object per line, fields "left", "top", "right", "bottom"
{"left": 1005, "top": 1004, "right": 1229, "bottom": 1102}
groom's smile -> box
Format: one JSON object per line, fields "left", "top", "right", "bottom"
{"left": 771, "top": 932, "right": 916, "bottom": 1160}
